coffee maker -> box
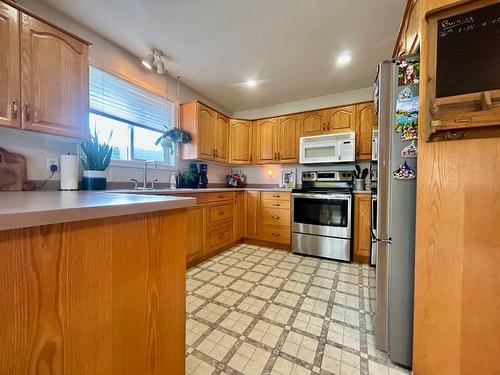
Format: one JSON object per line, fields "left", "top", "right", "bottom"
{"left": 190, "top": 163, "right": 208, "bottom": 189}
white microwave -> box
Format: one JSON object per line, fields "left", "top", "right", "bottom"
{"left": 299, "top": 132, "right": 356, "bottom": 164}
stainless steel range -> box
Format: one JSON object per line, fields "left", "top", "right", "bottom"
{"left": 291, "top": 170, "right": 354, "bottom": 261}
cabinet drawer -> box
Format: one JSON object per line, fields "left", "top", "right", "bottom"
{"left": 176, "top": 193, "right": 206, "bottom": 204}
{"left": 261, "top": 192, "right": 291, "bottom": 201}
{"left": 207, "top": 191, "right": 235, "bottom": 202}
{"left": 207, "top": 202, "right": 233, "bottom": 225}
{"left": 262, "top": 199, "right": 291, "bottom": 210}
{"left": 262, "top": 208, "right": 290, "bottom": 227}
{"left": 262, "top": 226, "right": 291, "bottom": 245}
{"left": 207, "top": 222, "right": 233, "bottom": 251}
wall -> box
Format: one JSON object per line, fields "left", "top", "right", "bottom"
{"left": 234, "top": 161, "right": 371, "bottom": 187}
{"left": 1, "top": 0, "right": 231, "bottom": 184}
{"left": 412, "top": 0, "right": 500, "bottom": 374}
{"left": 232, "top": 87, "right": 373, "bottom": 120}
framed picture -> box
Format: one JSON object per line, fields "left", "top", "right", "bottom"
{"left": 280, "top": 168, "right": 296, "bottom": 188}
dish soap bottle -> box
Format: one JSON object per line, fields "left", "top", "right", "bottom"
{"left": 169, "top": 173, "right": 177, "bottom": 189}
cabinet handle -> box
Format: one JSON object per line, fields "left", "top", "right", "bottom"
{"left": 24, "top": 103, "right": 32, "bottom": 122}
{"left": 323, "top": 122, "right": 326, "bottom": 131}
{"left": 218, "top": 234, "right": 225, "bottom": 239}
{"left": 327, "top": 122, "right": 330, "bottom": 130}
{"left": 271, "top": 233, "right": 280, "bottom": 237}
{"left": 218, "top": 211, "right": 225, "bottom": 216}
{"left": 11, "top": 99, "right": 18, "bottom": 120}
{"left": 277, "top": 152, "right": 281, "bottom": 160}
{"left": 218, "top": 194, "right": 224, "bottom": 198}
{"left": 272, "top": 194, "right": 281, "bottom": 198}
{"left": 215, "top": 149, "right": 218, "bottom": 158}
{"left": 272, "top": 203, "right": 281, "bottom": 207}
{"left": 272, "top": 215, "right": 280, "bottom": 219}
{"left": 250, "top": 154, "right": 252, "bottom": 162}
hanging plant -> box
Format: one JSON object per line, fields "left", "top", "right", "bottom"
{"left": 155, "top": 127, "right": 192, "bottom": 153}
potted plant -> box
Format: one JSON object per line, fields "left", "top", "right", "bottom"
{"left": 80, "top": 129, "right": 113, "bottom": 190}
{"left": 155, "top": 127, "right": 192, "bottom": 154}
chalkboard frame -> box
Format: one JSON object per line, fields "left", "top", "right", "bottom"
{"left": 425, "top": 0, "right": 500, "bottom": 142}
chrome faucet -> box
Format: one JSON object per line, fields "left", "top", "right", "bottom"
{"left": 143, "top": 160, "right": 157, "bottom": 189}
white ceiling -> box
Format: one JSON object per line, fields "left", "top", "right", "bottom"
{"left": 42, "top": 0, "right": 405, "bottom": 113}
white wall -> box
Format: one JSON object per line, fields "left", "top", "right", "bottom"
{"left": 2, "top": 0, "right": 231, "bottom": 184}
{"left": 232, "top": 87, "right": 373, "bottom": 119}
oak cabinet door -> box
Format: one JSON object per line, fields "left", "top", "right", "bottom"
{"left": 186, "top": 204, "right": 206, "bottom": 264}
{"left": 302, "top": 110, "right": 325, "bottom": 136}
{"left": 355, "top": 102, "right": 375, "bottom": 160}
{"left": 197, "top": 103, "right": 216, "bottom": 160}
{"left": 215, "top": 113, "right": 229, "bottom": 163}
{"left": 278, "top": 114, "right": 301, "bottom": 163}
{"left": 325, "top": 105, "right": 355, "bottom": 133}
{"left": 254, "top": 118, "right": 277, "bottom": 164}
{"left": 244, "top": 191, "right": 261, "bottom": 239}
{"left": 20, "top": 14, "right": 88, "bottom": 138}
{"left": 0, "top": 3, "right": 20, "bottom": 129}
{"left": 233, "top": 192, "right": 244, "bottom": 241}
{"left": 229, "top": 119, "right": 253, "bottom": 164}
{"left": 353, "top": 194, "right": 371, "bottom": 263}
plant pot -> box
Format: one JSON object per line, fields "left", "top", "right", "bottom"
{"left": 82, "top": 170, "right": 107, "bottom": 190}
{"left": 354, "top": 178, "right": 365, "bottom": 191}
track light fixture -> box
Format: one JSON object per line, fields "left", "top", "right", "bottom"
{"left": 141, "top": 49, "right": 167, "bottom": 74}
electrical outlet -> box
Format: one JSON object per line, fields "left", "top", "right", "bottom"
{"left": 47, "top": 158, "right": 59, "bottom": 172}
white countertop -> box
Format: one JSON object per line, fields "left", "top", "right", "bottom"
{"left": 0, "top": 191, "right": 195, "bottom": 231}
{"left": 108, "top": 187, "right": 293, "bottom": 194}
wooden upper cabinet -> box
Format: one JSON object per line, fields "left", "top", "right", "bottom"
{"left": 325, "top": 105, "right": 355, "bottom": 133}
{"left": 254, "top": 118, "right": 277, "bottom": 164}
{"left": 197, "top": 103, "right": 216, "bottom": 160}
{"left": 355, "top": 102, "right": 375, "bottom": 160}
{"left": 229, "top": 119, "right": 253, "bottom": 164}
{"left": 215, "top": 113, "right": 229, "bottom": 163}
{"left": 20, "top": 14, "right": 88, "bottom": 139}
{"left": 393, "top": 0, "right": 420, "bottom": 57}
{"left": 278, "top": 115, "right": 300, "bottom": 164}
{"left": 0, "top": 2, "right": 20, "bottom": 129}
{"left": 302, "top": 110, "right": 325, "bottom": 136}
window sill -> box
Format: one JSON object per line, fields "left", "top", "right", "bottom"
{"left": 109, "top": 159, "right": 176, "bottom": 171}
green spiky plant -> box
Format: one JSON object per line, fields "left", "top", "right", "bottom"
{"left": 80, "top": 129, "right": 113, "bottom": 171}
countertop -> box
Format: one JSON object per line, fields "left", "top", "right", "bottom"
{"left": 0, "top": 191, "right": 195, "bottom": 231}
{"left": 108, "top": 187, "right": 293, "bottom": 194}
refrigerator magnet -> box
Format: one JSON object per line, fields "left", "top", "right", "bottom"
{"left": 395, "top": 88, "right": 419, "bottom": 133}
{"left": 401, "top": 126, "right": 418, "bottom": 141}
{"left": 396, "top": 57, "right": 420, "bottom": 87}
{"left": 401, "top": 141, "right": 418, "bottom": 158}
{"left": 393, "top": 161, "right": 416, "bottom": 180}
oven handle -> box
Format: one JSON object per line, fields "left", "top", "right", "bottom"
{"left": 292, "top": 193, "right": 352, "bottom": 200}
{"left": 371, "top": 228, "right": 392, "bottom": 244}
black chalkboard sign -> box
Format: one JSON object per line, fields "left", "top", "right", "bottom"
{"left": 436, "top": 2, "right": 500, "bottom": 98}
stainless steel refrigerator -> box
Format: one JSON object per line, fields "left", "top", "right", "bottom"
{"left": 373, "top": 54, "right": 419, "bottom": 368}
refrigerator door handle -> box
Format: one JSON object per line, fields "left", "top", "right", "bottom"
{"left": 371, "top": 228, "right": 392, "bottom": 244}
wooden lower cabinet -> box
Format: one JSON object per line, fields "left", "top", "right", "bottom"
{"left": 0, "top": 210, "right": 187, "bottom": 375}
{"left": 262, "top": 225, "right": 291, "bottom": 245}
{"left": 353, "top": 194, "right": 372, "bottom": 263}
{"left": 207, "top": 221, "right": 233, "bottom": 252}
{"left": 234, "top": 192, "right": 244, "bottom": 241}
{"left": 244, "top": 191, "right": 261, "bottom": 239}
{"left": 186, "top": 204, "right": 206, "bottom": 265}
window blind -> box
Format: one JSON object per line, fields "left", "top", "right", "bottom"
{"left": 89, "top": 65, "right": 174, "bottom": 131}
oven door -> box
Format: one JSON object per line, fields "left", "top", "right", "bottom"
{"left": 292, "top": 193, "right": 352, "bottom": 238}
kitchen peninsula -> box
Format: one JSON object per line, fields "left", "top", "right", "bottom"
{"left": 0, "top": 191, "right": 194, "bottom": 375}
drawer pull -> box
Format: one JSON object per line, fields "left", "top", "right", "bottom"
{"left": 218, "top": 234, "right": 225, "bottom": 239}
{"left": 218, "top": 211, "right": 225, "bottom": 216}
{"left": 272, "top": 194, "right": 281, "bottom": 198}
{"left": 272, "top": 233, "right": 280, "bottom": 237}
{"left": 272, "top": 203, "right": 281, "bottom": 207}
{"left": 218, "top": 194, "right": 224, "bottom": 198}
{"left": 272, "top": 215, "right": 280, "bottom": 220}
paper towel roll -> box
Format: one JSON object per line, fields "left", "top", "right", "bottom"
{"left": 60, "top": 154, "right": 79, "bottom": 190}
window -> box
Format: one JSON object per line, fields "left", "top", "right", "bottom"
{"left": 89, "top": 66, "right": 176, "bottom": 166}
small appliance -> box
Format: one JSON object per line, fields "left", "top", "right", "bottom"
{"left": 299, "top": 132, "right": 355, "bottom": 164}
{"left": 291, "top": 170, "right": 354, "bottom": 261}
{"left": 60, "top": 154, "right": 79, "bottom": 191}
{"left": 195, "top": 163, "right": 208, "bottom": 188}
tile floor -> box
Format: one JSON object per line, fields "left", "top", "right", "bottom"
{"left": 186, "top": 244, "right": 411, "bottom": 375}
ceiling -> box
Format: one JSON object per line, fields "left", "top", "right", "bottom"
{"left": 42, "top": 0, "right": 405, "bottom": 113}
